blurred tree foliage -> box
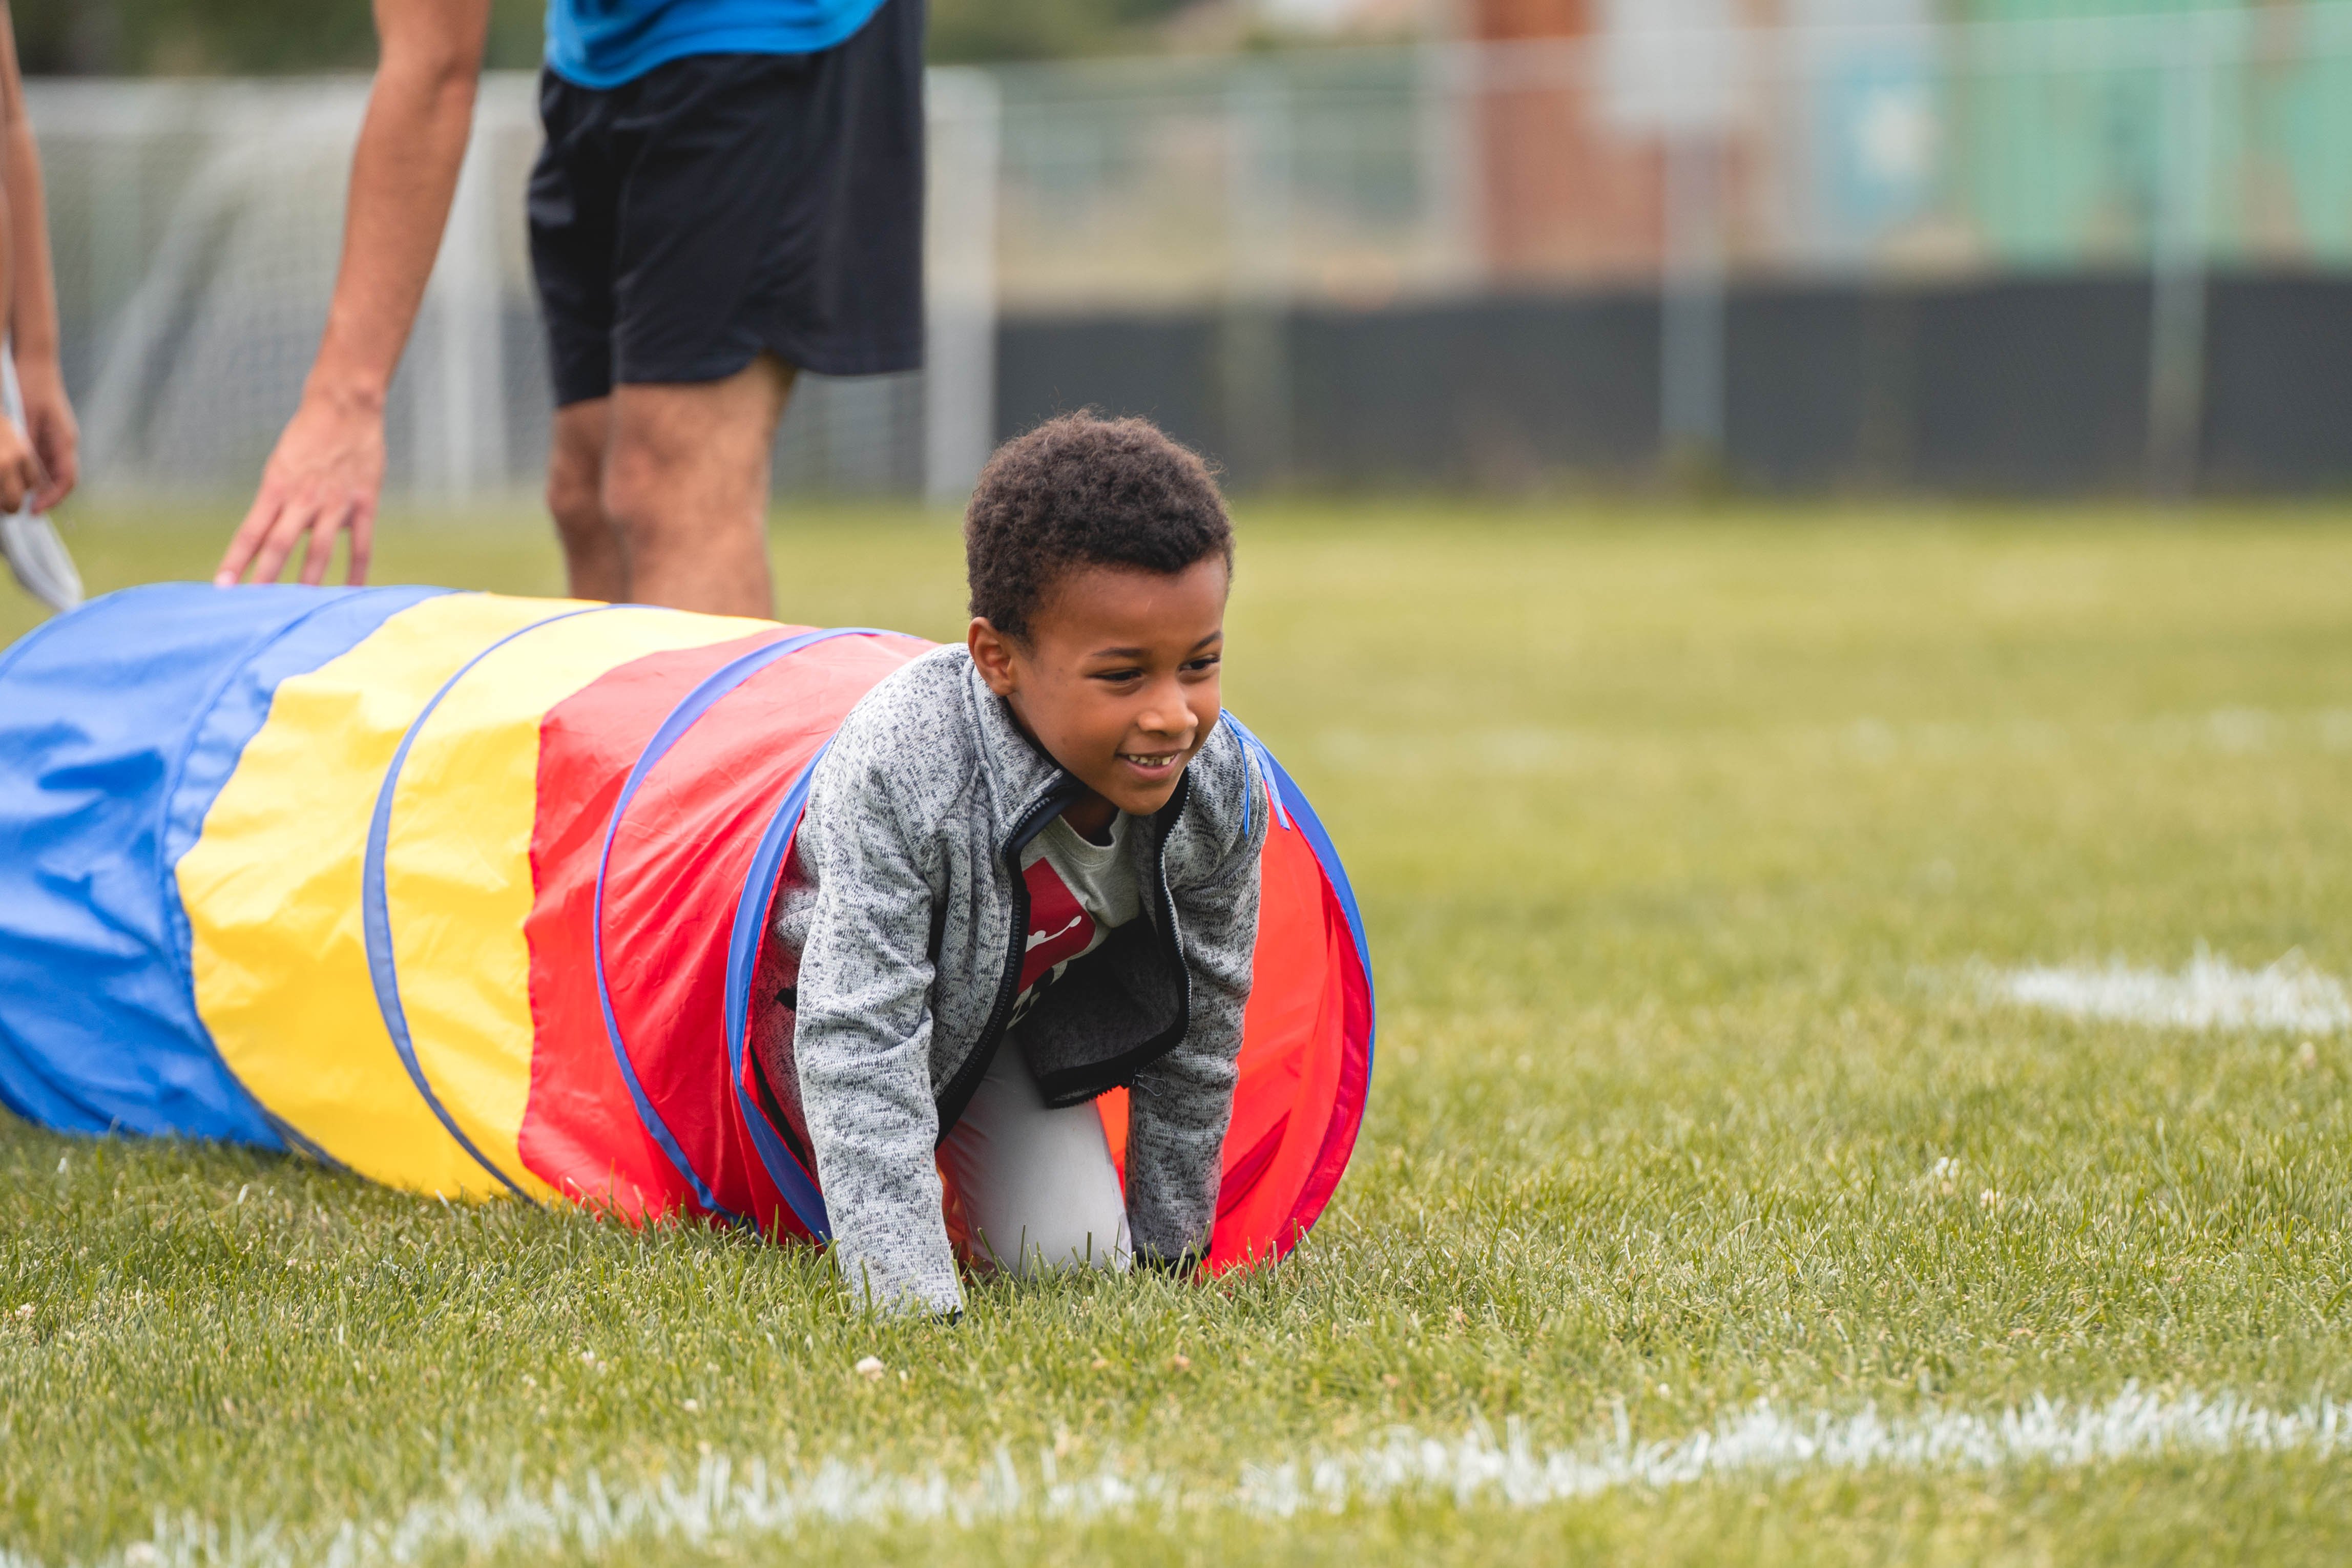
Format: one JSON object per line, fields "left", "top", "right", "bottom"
{"left": 13, "top": 0, "right": 548, "bottom": 73}
{"left": 12, "top": 0, "right": 1196, "bottom": 74}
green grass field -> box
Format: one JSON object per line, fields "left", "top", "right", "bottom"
{"left": 6, "top": 500, "right": 2352, "bottom": 1566}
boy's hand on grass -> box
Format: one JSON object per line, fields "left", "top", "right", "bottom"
{"left": 0, "top": 411, "right": 43, "bottom": 516}
{"left": 215, "top": 387, "right": 385, "bottom": 588}
{"left": 14, "top": 356, "right": 77, "bottom": 513}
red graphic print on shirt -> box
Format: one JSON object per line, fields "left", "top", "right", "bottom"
{"left": 1017, "top": 856, "right": 1097, "bottom": 997}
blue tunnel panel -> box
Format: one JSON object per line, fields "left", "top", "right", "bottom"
{"left": 0, "top": 583, "right": 445, "bottom": 1141}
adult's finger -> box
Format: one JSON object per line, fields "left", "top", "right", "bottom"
{"left": 244, "top": 495, "right": 325, "bottom": 588}
{"left": 20, "top": 449, "right": 52, "bottom": 515}
{"left": 296, "top": 499, "right": 350, "bottom": 587}
{"left": 345, "top": 503, "right": 377, "bottom": 587}
{"left": 0, "top": 454, "right": 29, "bottom": 516}
{"left": 30, "top": 424, "right": 77, "bottom": 512}
{"left": 216, "top": 489, "right": 288, "bottom": 586}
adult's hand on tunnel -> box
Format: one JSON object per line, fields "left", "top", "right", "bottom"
{"left": 215, "top": 388, "right": 384, "bottom": 588}
{"left": 0, "top": 412, "right": 42, "bottom": 517}
{"left": 16, "top": 356, "right": 78, "bottom": 513}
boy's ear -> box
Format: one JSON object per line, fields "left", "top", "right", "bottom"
{"left": 967, "top": 617, "right": 1021, "bottom": 696}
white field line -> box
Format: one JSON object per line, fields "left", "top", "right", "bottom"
{"left": 16, "top": 1386, "right": 2350, "bottom": 1567}
{"left": 1983, "top": 951, "right": 2352, "bottom": 1035}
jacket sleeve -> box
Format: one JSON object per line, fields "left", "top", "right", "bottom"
{"left": 790, "top": 746, "right": 963, "bottom": 1316}
{"left": 1123, "top": 749, "right": 1270, "bottom": 1266}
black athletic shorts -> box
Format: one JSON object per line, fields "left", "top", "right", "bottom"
{"left": 526, "top": 0, "right": 925, "bottom": 407}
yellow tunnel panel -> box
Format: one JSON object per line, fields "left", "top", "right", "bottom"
{"left": 380, "top": 605, "right": 774, "bottom": 1201}
{"left": 182, "top": 594, "right": 593, "bottom": 1197}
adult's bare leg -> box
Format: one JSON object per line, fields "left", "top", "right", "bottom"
{"left": 546, "top": 397, "right": 626, "bottom": 602}
{"left": 602, "top": 353, "right": 794, "bottom": 617}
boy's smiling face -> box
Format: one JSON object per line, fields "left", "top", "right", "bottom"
{"left": 968, "top": 555, "right": 1229, "bottom": 838}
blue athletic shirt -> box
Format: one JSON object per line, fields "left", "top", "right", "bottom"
{"left": 545, "top": 0, "right": 890, "bottom": 90}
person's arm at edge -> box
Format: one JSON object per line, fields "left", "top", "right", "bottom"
{"left": 0, "top": 4, "right": 68, "bottom": 513}
{"left": 213, "top": 0, "right": 490, "bottom": 590}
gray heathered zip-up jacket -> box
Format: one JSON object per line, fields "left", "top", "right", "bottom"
{"left": 763, "top": 644, "right": 1268, "bottom": 1315}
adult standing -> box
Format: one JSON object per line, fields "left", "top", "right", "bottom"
{"left": 212, "top": 0, "right": 924, "bottom": 617}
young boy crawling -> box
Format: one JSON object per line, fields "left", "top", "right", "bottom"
{"left": 761, "top": 414, "right": 1268, "bottom": 1316}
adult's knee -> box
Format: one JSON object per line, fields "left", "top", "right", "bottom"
{"left": 601, "top": 439, "right": 763, "bottom": 555}
{"left": 598, "top": 458, "right": 666, "bottom": 547}
{"left": 547, "top": 476, "right": 605, "bottom": 549}
{"left": 602, "top": 371, "right": 784, "bottom": 543}
{"left": 545, "top": 428, "right": 608, "bottom": 542}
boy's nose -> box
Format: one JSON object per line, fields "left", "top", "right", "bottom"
{"left": 1136, "top": 687, "right": 1196, "bottom": 742}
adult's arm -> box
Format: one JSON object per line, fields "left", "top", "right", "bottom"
{"left": 0, "top": 4, "right": 69, "bottom": 513}
{"left": 214, "top": 0, "right": 490, "bottom": 589}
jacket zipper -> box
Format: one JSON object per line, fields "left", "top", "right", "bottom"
{"left": 1144, "top": 770, "right": 1192, "bottom": 1048}
{"left": 931, "top": 775, "right": 1084, "bottom": 1141}
{"left": 1032, "top": 770, "right": 1193, "bottom": 1101}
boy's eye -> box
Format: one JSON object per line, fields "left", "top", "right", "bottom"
{"left": 1182, "top": 654, "right": 1222, "bottom": 674}
{"left": 1091, "top": 665, "right": 1146, "bottom": 683}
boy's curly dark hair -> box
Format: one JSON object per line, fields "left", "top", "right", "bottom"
{"left": 965, "top": 412, "right": 1232, "bottom": 643}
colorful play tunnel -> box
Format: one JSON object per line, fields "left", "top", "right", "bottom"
{"left": 0, "top": 585, "right": 1372, "bottom": 1268}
